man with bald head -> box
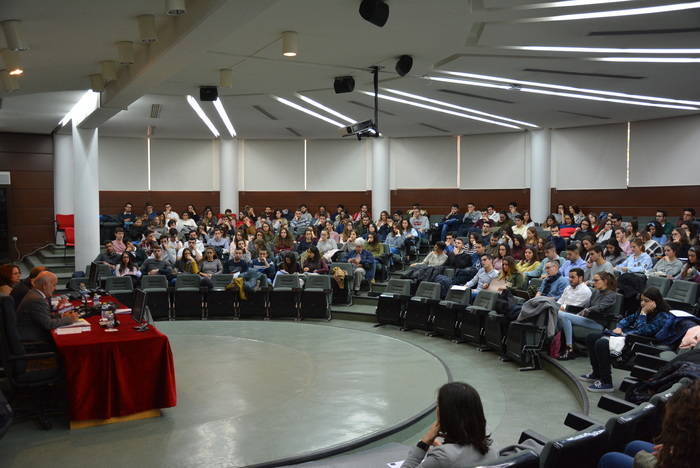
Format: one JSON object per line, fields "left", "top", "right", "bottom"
{"left": 16, "top": 271, "right": 79, "bottom": 343}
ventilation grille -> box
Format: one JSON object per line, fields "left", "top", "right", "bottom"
{"left": 150, "top": 104, "right": 161, "bottom": 119}
{"left": 438, "top": 88, "right": 515, "bottom": 104}
{"left": 589, "top": 27, "right": 700, "bottom": 36}
{"left": 523, "top": 68, "right": 644, "bottom": 80}
{"left": 348, "top": 100, "right": 396, "bottom": 116}
{"left": 286, "top": 127, "right": 302, "bottom": 137}
{"left": 419, "top": 123, "right": 450, "bottom": 133}
{"left": 557, "top": 110, "right": 611, "bottom": 120}
{"left": 252, "top": 105, "right": 278, "bottom": 120}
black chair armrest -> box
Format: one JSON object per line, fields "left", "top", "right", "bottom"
{"left": 598, "top": 394, "right": 638, "bottom": 414}
{"left": 634, "top": 353, "right": 669, "bottom": 371}
{"left": 631, "top": 342, "right": 663, "bottom": 356}
{"left": 631, "top": 365, "right": 657, "bottom": 381}
{"left": 625, "top": 334, "right": 658, "bottom": 346}
{"left": 8, "top": 351, "right": 57, "bottom": 361}
{"left": 564, "top": 412, "right": 600, "bottom": 431}
{"left": 519, "top": 429, "right": 550, "bottom": 445}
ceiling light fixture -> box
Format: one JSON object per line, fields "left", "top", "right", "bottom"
{"left": 281, "top": 31, "right": 298, "bottom": 57}
{"left": 273, "top": 96, "right": 345, "bottom": 127}
{"left": 513, "top": 0, "right": 636, "bottom": 9}
{"left": 383, "top": 88, "right": 538, "bottom": 127}
{"left": 213, "top": 98, "right": 237, "bottom": 137}
{"left": 137, "top": 15, "right": 158, "bottom": 43}
{"left": 1, "top": 71, "right": 19, "bottom": 92}
{"left": 1, "top": 49, "right": 23, "bottom": 76}
{"left": 395, "top": 55, "right": 413, "bottom": 77}
{"left": 296, "top": 94, "right": 357, "bottom": 124}
{"left": 439, "top": 70, "right": 700, "bottom": 107}
{"left": 592, "top": 56, "right": 700, "bottom": 62}
{"left": 517, "top": 87, "right": 697, "bottom": 110}
{"left": 360, "top": 91, "right": 521, "bottom": 129}
{"left": 89, "top": 74, "right": 104, "bottom": 92}
{"left": 116, "top": 41, "right": 135, "bottom": 64}
{"left": 1, "top": 20, "right": 29, "bottom": 51}
{"left": 100, "top": 60, "right": 117, "bottom": 82}
{"left": 186, "top": 95, "right": 220, "bottom": 137}
{"left": 166, "top": 0, "right": 187, "bottom": 15}
{"left": 518, "top": 1, "right": 700, "bottom": 22}
{"left": 219, "top": 68, "right": 233, "bottom": 88}
{"left": 427, "top": 76, "right": 511, "bottom": 90}
{"left": 359, "top": 0, "right": 389, "bottom": 27}
{"left": 58, "top": 91, "right": 99, "bottom": 127}
{"left": 504, "top": 46, "right": 700, "bottom": 54}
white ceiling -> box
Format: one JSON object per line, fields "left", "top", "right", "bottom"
{"left": 1, "top": 0, "right": 699, "bottom": 139}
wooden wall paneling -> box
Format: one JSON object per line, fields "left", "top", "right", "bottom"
{"left": 552, "top": 187, "right": 700, "bottom": 217}
{"left": 239, "top": 191, "right": 372, "bottom": 214}
{"left": 99, "top": 191, "right": 220, "bottom": 216}
{"left": 392, "top": 189, "right": 531, "bottom": 215}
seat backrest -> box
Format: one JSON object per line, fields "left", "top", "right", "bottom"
{"left": 666, "top": 280, "right": 698, "bottom": 304}
{"left": 273, "top": 273, "right": 301, "bottom": 289}
{"left": 211, "top": 274, "right": 233, "bottom": 289}
{"left": 96, "top": 263, "right": 114, "bottom": 278}
{"left": 444, "top": 288, "right": 470, "bottom": 305}
{"left": 56, "top": 214, "right": 74, "bottom": 229}
{"left": 0, "top": 296, "right": 26, "bottom": 377}
{"left": 64, "top": 226, "right": 75, "bottom": 244}
{"left": 384, "top": 278, "right": 412, "bottom": 296}
{"left": 380, "top": 243, "right": 390, "bottom": 255}
{"left": 104, "top": 276, "right": 133, "bottom": 292}
{"left": 68, "top": 277, "right": 86, "bottom": 291}
{"left": 540, "top": 425, "right": 608, "bottom": 468}
{"left": 646, "top": 276, "right": 671, "bottom": 296}
{"left": 175, "top": 273, "right": 201, "bottom": 289}
{"left": 141, "top": 274, "right": 168, "bottom": 290}
{"left": 605, "top": 403, "right": 659, "bottom": 451}
{"left": 473, "top": 290, "right": 498, "bottom": 309}
{"left": 304, "top": 274, "right": 331, "bottom": 290}
{"left": 414, "top": 281, "right": 441, "bottom": 300}
{"left": 472, "top": 449, "right": 539, "bottom": 468}
{"left": 330, "top": 262, "right": 354, "bottom": 277}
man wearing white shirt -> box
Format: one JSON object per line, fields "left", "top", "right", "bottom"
{"left": 486, "top": 205, "right": 500, "bottom": 223}
{"left": 162, "top": 203, "right": 180, "bottom": 222}
{"left": 557, "top": 268, "right": 592, "bottom": 313}
{"left": 177, "top": 238, "right": 203, "bottom": 261}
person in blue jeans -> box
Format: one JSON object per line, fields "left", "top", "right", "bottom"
{"left": 437, "top": 204, "right": 462, "bottom": 241}
{"left": 597, "top": 380, "right": 700, "bottom": 468}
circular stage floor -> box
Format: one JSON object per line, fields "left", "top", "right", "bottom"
{"left": 0, "top": 321, "right": 449, "bottom": 468}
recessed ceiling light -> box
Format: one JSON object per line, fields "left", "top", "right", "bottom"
{"left": 517, "top": 1, "right": 700, "bottom": 22}
{"left": 186, "top": 95, "right": 220, "bottom": 137}
{"left": 512, "top": 0, "right": 636, "bottom": 9}
{"left": 438, "top": 70, "right": 700, "bottom": 107}
{"left": 383, "top": 88, "right": 538, "bottom": 127}
{"left": 503, "top": 46, "right": 700, "bottom": 54}
{"left": 213, "top": 98, "right": 237, "bottom": 137}
{"left": 296, "top": 94, "right": 357, "bottom": 124}
{"left": 273, "top": 96, "right": 345, "bottom": 127}
{"left": 1, "top": 49, "right": 23, "bottom": 76}
{"left": 592, "top": 57, "right": 700, "bottom": 62}
{"left": 360, "top": 91, "right": 521, "bottom": 129}
{"left": 281, "top": 31, "right": 298, "bottom": 57}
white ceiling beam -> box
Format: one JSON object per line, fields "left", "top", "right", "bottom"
{"left": 79, "top": 0, "right": 280, "bottom": 129}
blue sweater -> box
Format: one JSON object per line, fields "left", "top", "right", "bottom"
{"left": 539, "top": 274, "right": 568, "bottom": 300}
{"left": 619, "top": 310, "right": 673, "bottom": 336}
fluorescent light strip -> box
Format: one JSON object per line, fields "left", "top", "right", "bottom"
{"left": 592, "top": 57, "right": 700, "bottom": 62}
{"left": 296, "top": 94, "right": 357, "bottom": 124}
{"left": 440, "top": 70, "right": 700, "bottom": 106}
{"left": 186, "top": 95, "right": 220, "bottom": 137}
{"left": 513, "top": 0, "right": 636, "bottom": 9}
{"left": 273, "top": 96, "right": 345, "bottom": 127}
{"left": 360, "top": 91, "right": 520, "bottom": 129}
{"left": 518, "top": 1, "right": 700, "bottom": 22}
{"left": 504, "top": 46, "right": 700, "bottom": 54}
{"left": 213, "top": 98, "right": 237, "bottom": 137}
{"left": 58, "top": 90, "right": 99, "bottom": 127}
{"left": 383, "top": 88, "right": 539, "bottom": 128}
{"left": 427, "top": 76, "right": 511, "bottom": 90}
{"left": 520, "top": 87, "right": 697, "bottom": 110}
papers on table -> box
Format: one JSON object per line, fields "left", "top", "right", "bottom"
{"left": 55, "top": 327, "right": 88, "bottom": 335}
{"left": 59, "top": 318, "right": 90, "bottom": 328}
{"left": 450, "top": 284, "right": 469, "bottom": 291}
{"left": 115, "top": 308, "right": 132, "bottom": 314}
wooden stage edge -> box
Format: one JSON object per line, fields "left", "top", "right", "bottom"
{"left": 70, "top": 409, "right": 162, "bottom": 430}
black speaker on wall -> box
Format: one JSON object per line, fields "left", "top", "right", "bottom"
{"left": 199, "top": 86, "right": 218, "bottom": 101}
{"left": 334, "top": 76, "right": 355, "bottom": 94}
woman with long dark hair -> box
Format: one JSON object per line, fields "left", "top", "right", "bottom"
{"left": 676, "top": 246, "right": 700, "bottom": 283}
{"left": 0, "top": 264, "right": 21, "bottom": 296}
{"left": 581, "top": 287, "right": 672, "bottom": 393}
{"left": 604, "top": 239, "right": 627, "bottom": 266}
{"left": 403, "top": 382, "right": 492, "bottom": 467}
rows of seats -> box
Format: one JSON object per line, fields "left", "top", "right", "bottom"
{"left": 91, "top": 273, "right": 333, "bottom": 321}
{"left": 646, "top": 276, "right": 699, "bottom": 312}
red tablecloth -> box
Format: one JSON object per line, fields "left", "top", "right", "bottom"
{"left": 52, "top": 298, "right": 177, "bottom": 421}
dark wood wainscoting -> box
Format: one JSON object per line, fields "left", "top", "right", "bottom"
{"left": 0, "top": 133, "right": 54, "bottom": 258}
{"left": 239, "top": 191, "right": 372, "bottom": 214}
{"left": 99, "top": 191, "right": 220, "bottom": 217}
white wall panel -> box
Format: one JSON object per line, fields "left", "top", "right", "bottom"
{"left": 306, "top": 139, "right": 368, "bottom": 191}
{"left": 391, "top": 136, "right": 457, "bottom": 189}
{"left": 630, "top": 114, "right": 700, "bottom": 187}
{"left": 243, "top": 139, "right": 304, "bottom": 191}
{"left": 460, "top": 133, "right": 527, "bottom": 189}
{"left": 551, "top": 124, "right": 627, "bottom": 190}
{"left": 150, "top": 138, "right": 215, "bottom": 191}
{"left": 98, "top": 136, "right": 148, "bottom": 190}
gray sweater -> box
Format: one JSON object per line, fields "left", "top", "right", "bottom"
{"left": 403, "top": 443, "right": 490, "bottom": 468}
{"left": 583, "top": 289, "right": 619, "bottom": 324}
{"left": 650, "top": 258, "right": 683, "bottom": 277}
{"left": 585, "top": 260, "right": 614, "bottom": 281}
{"left": 199, "top": 259, "right": 223, "bottom": 275}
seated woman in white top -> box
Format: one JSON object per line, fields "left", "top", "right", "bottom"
{"left": 316, "top": 229, "right": 338, "bottom": 256}
{"left": 114, "top": 252, "right": 142, "bottom": 279}
{"left": 176, "top": 211, "right": 197, "bottom": 233}
{"left": 403, "top": 382, "right": 492, "bottom": 468}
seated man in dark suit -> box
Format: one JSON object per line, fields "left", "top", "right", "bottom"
{"left": 10, "top": 265, "right": 46, "bottom": 307}
{"left": 16, "top": 271, "right": 79, "bottom": 344}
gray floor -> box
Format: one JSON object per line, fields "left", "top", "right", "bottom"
{"left": 0, "top": 319, "right": 585, "bottom": 468}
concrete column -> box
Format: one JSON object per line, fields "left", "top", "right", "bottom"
{"left": 71, "top": 123, "right": 101, "bottom": 271}
{"left": 371, "top": 137, "right": 390, "bottom": 217}
{"left": 529, "top": 129, "right": 552, "bottom": 224}
{"left": 53, "top": 133, "right": 74, "bottom": 217}
{"left": 219, "top": 138, "right": 239, "bottom": 214}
